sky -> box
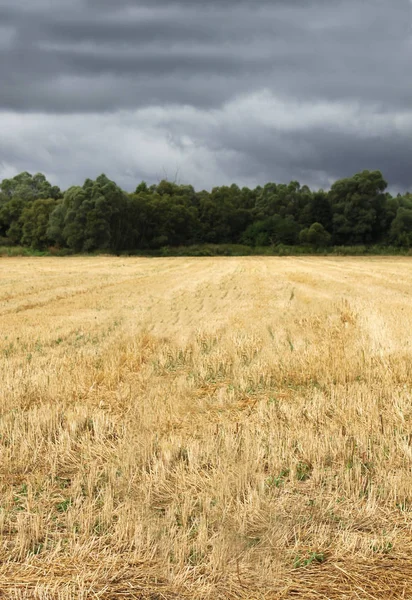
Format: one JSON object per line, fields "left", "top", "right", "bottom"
{"left": 0, "top": 0, "right": 411, "bottom": 193}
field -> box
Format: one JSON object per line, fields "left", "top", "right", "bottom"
{"left": 1, "top": 256, "right": 412, "bottom": 599}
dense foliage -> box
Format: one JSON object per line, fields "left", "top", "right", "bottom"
{"left": 0, "top": 170, "right": 411, "bottom": 252}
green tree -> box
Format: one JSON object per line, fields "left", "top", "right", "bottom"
{"left": 306, "top": 191, "right": 332, "bottom": 231}
{"left": 0, "top": 172, "right": 62, "bottom": 244}
{"left": 48, "top": 175, "right": 129, "bottom": 252}
{"left": 329, "top": 170, "right": 388, "bottom": 244}
{"left": 198, "top": 185, "right": 252, "bottom": 243}
{"left": 148, "top": 193, "right": 199, "bottom": 247}
{"left": 389, "top": 207, "right": 412, "bottom": 246}
{"left": 0, "top": 197, "right": 26, "bottom": 243}
{"left": 299, "top": 222, "right": 331, "bottom": 247}
{"left": 135, "top": 181, "right": 148, "bottom": 194}
{"left": 242, "top": 214, "right": 300, "bottom": 246}
{"left": 0, "top": 172, "right": 61, "bottom": 202}
{"left": 21, "top": 198, "right": 58, "bottom": 249}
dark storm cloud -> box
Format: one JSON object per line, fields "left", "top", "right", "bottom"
{"left": 1, "top": 0, "right": 411, "bottom": 112}
{"left": 144, "top": 94, "right": 412, "bottom": 191}
{"left": 225, "top": 125, "right": 412, "bottom": 192}
{"left": 0, "top": 0, "right": 411, "bottom": 191}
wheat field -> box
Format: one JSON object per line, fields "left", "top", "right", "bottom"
{"left": 1, "top": 256, "right": 412, "bottom": 599}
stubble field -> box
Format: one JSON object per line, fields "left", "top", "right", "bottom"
{"left": 1, "top": 256, "right": 412, "bottom": 599}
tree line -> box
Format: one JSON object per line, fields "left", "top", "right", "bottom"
{"left": 0, "top": 170, "right": 411, "bottom": 253}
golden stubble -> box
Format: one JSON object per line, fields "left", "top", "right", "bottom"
{"left": 1, "top": 256, "right": 412, "bottom": 599}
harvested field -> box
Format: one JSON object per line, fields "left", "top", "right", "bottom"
{"left": 1, "top": 256, "right": 412, "bottom": 599}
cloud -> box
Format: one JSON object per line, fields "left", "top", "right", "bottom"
{"left": 0, "top": 0, "right": 411, "bottom": 191}
{"left": 1, "top": 91, "right": 411, "bottom": 193}
{"left": 1, "top": 0, "right": 411, "bottom": 112}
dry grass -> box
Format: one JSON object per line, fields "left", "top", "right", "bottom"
{"left": 1, "top": 256, "right": 412, "bottom": 599}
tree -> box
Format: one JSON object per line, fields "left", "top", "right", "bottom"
{"left": 0, "top": 168, "right": 407, "bottom": 252}
{"left": 0, "top": 172, "right": 61, "bottom": 202}
{"left": 21, "top": 198, "right": 58, "bottom": 248}
{"left": 48, "top": 175, "right": 129, "bottom": 252}
{"left": 147, "top": 193, "right": 199, "bottom": 247}
{"left": 198, "top": 185, "right": 252, "bottom": 243}
{"left": 242, "top": 214, "right": 300, "bottom": 246}
{"left": 255, "top": 181, "right": 303, "bottom": 220}
{"left": 389, "top": 207, "right": 412, "bottom": 246}
{"left": 47, "top": 202, "right": 66, "bottom": 246}
{"left": 307, "top": 191, "right": 332, "bottom": 231}
{"left": 135, "top": 181, "right": 148, "bottom": 194}
{"left": 299, "top": 222, "right": 331, "bottom": 247}
{"left": 0, "top": 197, "right": 26, "bottom": 243}
{"left": 0, "top": 172, "right": 62, "bottom": 244}
{"left": 329, "top": 170, "right": 388, "bottom": 244}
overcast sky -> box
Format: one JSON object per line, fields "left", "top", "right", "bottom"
{"left": 0, "top": 0, "right": 411, "bottom": 193}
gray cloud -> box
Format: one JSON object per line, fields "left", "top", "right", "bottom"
{"left": 0, "top": 0, "right": 411, "bottom": 191}
{"left": 2, "top": 0, "right": 411, "bottom": 112}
